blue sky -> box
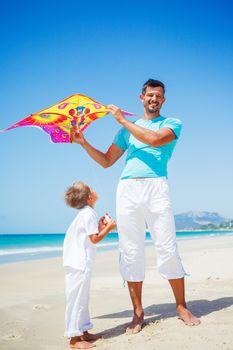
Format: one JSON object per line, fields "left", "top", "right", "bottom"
{"left": 1, "top": 0, "right": 233, "bottom": 233}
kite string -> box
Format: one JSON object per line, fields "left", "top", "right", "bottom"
{"left": 70, "top": 118, "right": 96, "bottom": 189}
{"left": 74, "top": 117, "right": 111, "bottom": 216}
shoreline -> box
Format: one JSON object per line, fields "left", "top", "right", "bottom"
{"left": 1, "top": 230, "right": 233, "bottom": 266}
{"left": 1, "top": 228, "right": 233, "bottom": 234}
{"left": 176, "top": 228, "right": 233, "bottom": 232}
{"left": 0, "top": 235, "right": 233, "bottom": 349}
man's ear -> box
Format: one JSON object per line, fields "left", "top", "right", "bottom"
{"left": 139, "top": 94, "right": 145, "bottom": 103}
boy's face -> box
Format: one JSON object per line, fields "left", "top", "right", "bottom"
{"left": 88, "top": 188, "right": 98, "bottom": 207}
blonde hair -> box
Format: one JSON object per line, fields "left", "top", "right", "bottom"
{"left": 64, "top": 181, "right": 91, "bottom": 209}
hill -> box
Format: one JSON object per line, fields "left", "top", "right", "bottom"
{"left": 174, "top": 211, "right": 232, "bottom": 230}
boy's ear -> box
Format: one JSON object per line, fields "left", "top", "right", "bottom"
{"left": 88, "top": 193, "right": 94, "bottom": 202}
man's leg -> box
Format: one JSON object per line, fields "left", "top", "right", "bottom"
{"left": 116, "top": 180, "right": 146, "bottom": 333}
{"left": 126, "top": 281, "right": 144, "bottom": 333}
{"left": 145, "top": 178, "right": 200, "bottom": 326}
{"left": 169, "top": 277, "right": 200, "bottom": 326}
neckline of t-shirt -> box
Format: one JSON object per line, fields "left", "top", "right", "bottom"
{"left": 82, "top": 205, "right": 94, "bottom": 211}
{"left": 139, "top": 115, "right": 164, "bottom": 123}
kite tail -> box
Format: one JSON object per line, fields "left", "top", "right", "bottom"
{"left": 122, "top": 110, "right": 136, "bottom": 116}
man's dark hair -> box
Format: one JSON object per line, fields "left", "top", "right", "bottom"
{"left": 142, "top": 79, "right": 165, "bottom": 95}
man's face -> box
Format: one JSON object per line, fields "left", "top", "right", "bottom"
{"left": 140, "top": 86, "right": 165, "bottom": 115}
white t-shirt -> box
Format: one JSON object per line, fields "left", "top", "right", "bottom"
{"left": 63, "top": 206, "right": 98, "bottom": 270}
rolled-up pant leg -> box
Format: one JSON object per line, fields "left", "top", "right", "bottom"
{"left": 116, "top": 180, "right": 146, "bottom": 281}
{"left": 144, "top": 178, "right": 186, "bottom": 279}
{"left": 64, "top": 267, "right": 93, "bottom": 337}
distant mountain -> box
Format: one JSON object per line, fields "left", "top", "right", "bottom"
{"left": 174, "top": 211, "right": 231, "bottom": 230}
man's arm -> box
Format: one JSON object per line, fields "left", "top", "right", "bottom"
{"left": 108, "top": 105, "right": 176, "bottom": 147}
{"left": 70, "top": 126, "right": 125, "bottom": 168}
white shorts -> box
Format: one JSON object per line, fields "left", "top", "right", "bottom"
{"left": 116, "top": 178, "right": 185, "bottom": 281}
{"left": 64, "top": 267, "right": 93, "bottom": 337}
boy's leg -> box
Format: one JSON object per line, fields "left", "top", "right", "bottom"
{"left": 69, "top": 330, "right": 101, "bottom": 349}
{"left": 82, "top": 331, "right": 102, "bottom": 341}
{"left": 70, "top": 336, "right": 95, "bottom": 349}
{"left": 64, "top": 268, "right": 93, "bottom": 338}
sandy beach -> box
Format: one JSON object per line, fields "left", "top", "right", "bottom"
{"left": 0, "top": 235, "right": 233, "bottom": 350}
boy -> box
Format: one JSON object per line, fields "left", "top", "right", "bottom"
{"left": 63, "top": 181, "right": 116, "bottom": 349}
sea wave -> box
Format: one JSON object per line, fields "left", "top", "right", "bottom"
{"left": 0, "top": 241, "right": 120, "bottom": 257}
{"left": 0, "top": 246, "right": 63, "bottom": 256}
{"left": 177, "top": 231, "right": 233, "bottom": 240}
{"left": 97, "top": 242, "right": 119, "bottom": 248}
{"left": 1, "top": 230, "right": 233, "bottom": 260}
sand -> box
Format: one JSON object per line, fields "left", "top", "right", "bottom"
{"left": 0, "top": 235, "right": 233, "bottom": 350}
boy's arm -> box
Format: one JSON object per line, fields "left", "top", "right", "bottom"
{"left": 89, "top": 219, "right": 116, "bottom": 244}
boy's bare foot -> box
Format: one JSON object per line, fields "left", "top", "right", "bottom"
{"left": 70, "top": 336, "right": 95, "bottom": 349}
{"left": 82, "top": 331, "right": 102, "bottom": 341}
{"left": 126, "top": 313, "right": 144, "bottom": 334}
{"left": 177, "top": 305, "right": 200, "bottom": 326}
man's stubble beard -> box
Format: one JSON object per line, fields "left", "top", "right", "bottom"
{"left": 147, "top": 106, "right": 160, "bottom": 114}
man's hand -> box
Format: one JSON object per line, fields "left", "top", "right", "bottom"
{"left": 108, "top": 104, "right": 125, "bottom": 124}
{"left": 70, "top": 125, "right": 86, "bottom": 146}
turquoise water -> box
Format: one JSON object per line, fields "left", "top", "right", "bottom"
{"left": 0, "top": 230, "right": 233, "bottom": 264}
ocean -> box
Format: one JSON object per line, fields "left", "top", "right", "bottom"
{"left": 0, "top": 230, "right": 233, "bottom": 264}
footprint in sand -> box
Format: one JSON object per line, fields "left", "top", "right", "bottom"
{"left": 1, "top": 333, "right": 22, "bottom": 341}
{"left": 1, "top": 320, "right": 26, "bottom": 341}
{"left": 33, "top": 304, "right": 49, "bottom": 310}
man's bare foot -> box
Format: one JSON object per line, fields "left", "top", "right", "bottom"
{"left": 126, "top": 312, "right": 144, "bottom": 334}
{"left": 70, "top": 336, "right": 96, "bottom": 349}
{"left": 82, "top": 331, "right": 102, "bottom": 341}
{"left": 177, "top": 305, "right": 200, "bottom": 326}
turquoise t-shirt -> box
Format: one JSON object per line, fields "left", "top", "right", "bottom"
{"left": 113, "top": 116, "right": 182, "bottom": 179}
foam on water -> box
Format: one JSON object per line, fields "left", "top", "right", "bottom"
{"left": 0, "top": 246, "right": 63, "bottom": 256}
{"left": 0, "top": 230, "right": 232, "bottom": 264}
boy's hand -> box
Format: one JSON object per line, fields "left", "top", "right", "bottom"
{"left": 98, "top": 217, "right": 106, "bottom": 231}
{"left": 105, "top": 219, "right": 117, "bottom": 231}
{"left": 98, "top": 217, "right": 117, "bottom": 232}
{"left": 90, "top": 218, "right": 117, "bottom": 244}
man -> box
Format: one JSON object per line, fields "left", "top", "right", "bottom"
{"left": 71, "top": 79, "right": 200, "bottom": 333}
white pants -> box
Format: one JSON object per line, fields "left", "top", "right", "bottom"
{"left": 116, "top": 178, "right": 185, "bottom": 281}
{"left": 64, "top": 267, "right": 93, "bottom": 337}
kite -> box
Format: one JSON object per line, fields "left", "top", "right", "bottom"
{"left": 1, "top": 94, "right": 134, "bottom": 143}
